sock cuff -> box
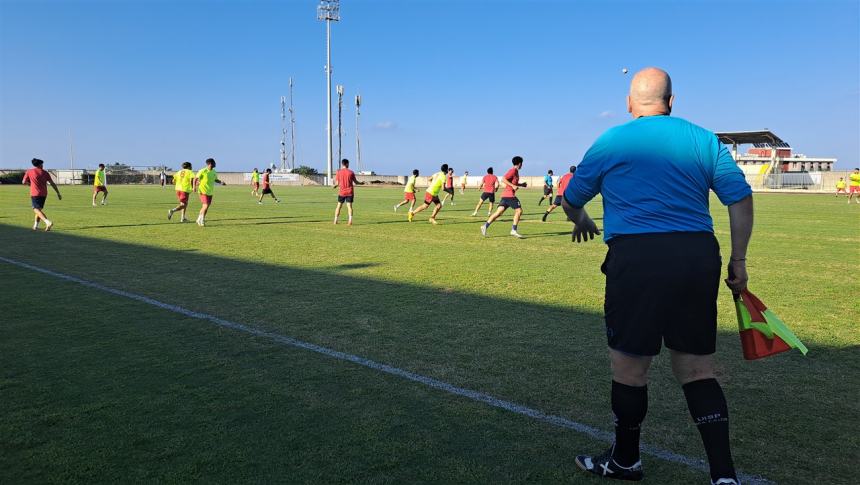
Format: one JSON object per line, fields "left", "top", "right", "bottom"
{"left": 612, "top": 380, "right": 647, "bottom": 394}
{"left": 681, "top": 377, "right": 719, "bottom": 393}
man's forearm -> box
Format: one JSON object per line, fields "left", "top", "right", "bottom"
{"left": 561, "top": 198, "right": 589, "bottom": 224}
{"left": 727, "top": 195, "right": 754, "bottom": 259}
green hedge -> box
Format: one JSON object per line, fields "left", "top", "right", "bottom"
{"left": 0, "top": 171, "right": 24, "bottom": 184}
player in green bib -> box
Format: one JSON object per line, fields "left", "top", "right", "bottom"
{"left": 408, "top": 163, "right": 448, "bottom": 224}
{"left": 91, "top": 163, "right": 108, "bottom": 206}
{"left": 193, "top": 158, "right": 222, "bottom": 226}
{"left": 395, "top": 169, "right": 419, "bottom": 213}
{"left": 251, "top": 168, "right": 260, "bottom": 197}
{"left": 168, "top": 161, "right": 194, "bottom": 222}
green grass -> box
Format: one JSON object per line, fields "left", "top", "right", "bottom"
{"left": 1, "top": 185, "right": 858, "bottom": 484}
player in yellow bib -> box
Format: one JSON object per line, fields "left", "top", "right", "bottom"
{"left": 395, "top": 169, "right": 419, "bottom": 213}
{"left": 835, "top": 178, "right": 846, "bottom": 197}
{"left": 408, "top": 163, "right": 448, "bottom": 224}
{"left": 251, "top": 168, "right": 260, "bottom": 197}
{"left": 168, "top": 162, "right": 194, "bottom": 222}
{"left": 193, "top": 158, "right": 222, "bottom": 226}
{"left": 91, "top": 163, "right": 108, "bottom": 206}
{"left": 848, "top": 168, "right": 860, "bottom": 204}
{"left": 460, "top": 171, "right": 469, "bottom": 194}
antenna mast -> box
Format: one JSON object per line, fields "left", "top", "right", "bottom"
{"left": 355, "top": 94, "right": 362, "bottom": 172}
{"left": 336, "top": 84, "right": 344, "bottom": 166}
{"left": 289, "top": 77, "right": 296, "bottom": 171}
{"left": 280, "top": 95, "right": 287, "bottom": 171}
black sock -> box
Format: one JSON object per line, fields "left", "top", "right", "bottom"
{"left": 682, "top": 378, "right": 736, "bottom": 482}
{"left": 611, "top": 380, "right": 647, "bottom": 466}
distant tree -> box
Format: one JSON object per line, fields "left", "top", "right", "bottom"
{"left": 293, "top": 165, "right": 319, "bottom": 176}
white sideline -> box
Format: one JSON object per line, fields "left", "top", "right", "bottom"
{"left": 0, "top": 255, "right": 772, "bottom": 485}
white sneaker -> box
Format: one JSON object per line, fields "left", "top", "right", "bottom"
{"left": 257, "top": 201, "right": 262, "bottom": 205}
{"left": 32, "top": 222, "right": 39, "bottom": 231}
{"left": 480, "top": 224, "right": 487, "bottom": 237}
{"left": 275, "top": 199, "right": 281, "bottom": 203}
{"left": 471, "top": 211, "right": 477, "bottom": 216}
{"left": 44, "top": 220, "right": 53, "bottom": 232}
{"left": 510, "top": 230, "right": 523, "bottom": 239}
{"left": 394, "top": 205, "right": 398, "bottom": 212}
{"left": 101, "top": 201, "right": 106, "bottom": 205}
{"left": 168, "top": 209, "right": 174, "bottom": 220}
{"left": 196, "top": 218, "right": 205, "bottom": 227}
{"left": 711, "top": 479, "right": 740, "bottom": 485}
{"left": 92, "top": 202, "right": 97, "bottom": 207}
{"left": 451, "top": 201, "right": 455, "bottom": 206}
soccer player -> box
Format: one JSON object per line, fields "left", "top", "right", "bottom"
{"left": 168, "top": 161, "right": 194, "bottom": 222}
{"left": 409, "top": 163, "right": 448, "bottom": 224}
{"left": 333, "top": 159, "right": 361, "bottom": 225}
{"left": 159, "top": 169, "right": 167, "bottom": 188}
{"left": 565, "top": 67, "right": 751, "bottom": 485}
{"left": 471, "top": 167, "right": 499, "bottom": 216}
{"left": 542, "top": 165, "right": 576, "bottom": 222}
{"left": 848, "top": 168, "right": 860, "bottom": 204}
{"left": 441, "top": 167, "right": 456, "bottom": 206}
{"left": 257, "top": 168, "right": 282, "bottom": 204}
{"left": 460, "top": 171, "right": 469, "bottom": 194}
{"left": 481, "top": 156, "right": 526, "bottom": 238}
{"left": 194, "top": 158, "right": 222, "bottom": 226}
{"left": 835, "top": 177, "right": 846, "bottom": 197}
{"left": 538, "top": 169, "right": 554, "bottom": 206}
{"left": 91, "top": 163, "right": 108, "bottom": 206}
{"left": 22, "top": 158, "right": 62, "bottom": 231}
{"left": 251, "top": 168, "right": 261, "bottom": 197}
{"left": 395, "top": 169, "right": 419, "bottom": 212}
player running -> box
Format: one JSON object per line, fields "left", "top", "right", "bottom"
{"left": 395, "top": 169, "right": 419, "bottom": 212}
{"left": 409, "top": 163, "right": 448, "bottom": 224}
{"left": 91, "top": 163, "right": 109, "bottom": 206}
{"left": 481, "top": 156, "right": 526, "bottom": 238}
{"left": 194, "top": 158, "right": 222, "bottom": 226}
{"left": 251, "top": 168, "right": 261, "bottom": 197}
{"left": 168, "top": 161, "right": 194, "bottom": 222}
{"left": 441, "top": 167, "right": 456, "bottom": 206}
{"left": 22, "top": 158, "right": 62, "bottom": 231}
{"left": 471, "top": 167, "right": 499, "bottom": 216}
{"left": 333, "top": 159, "right": 361, "bottom": 225}
{"left": 257, "top": 168, "right": 282, "bottom": 204}
{"left": 542, "top": 165, "right": 576, "bottom": 221}
{"left": 159, "top": 169, "right": 167, "bottom": 188}
{"left": 538, "top": 169, "right": 554, "bottom": 206}
{"left": 848, "top": 168, "right": 860, "bottom": 204}
{"left": 460, "top": 171, "right": 469, "bottom": 194}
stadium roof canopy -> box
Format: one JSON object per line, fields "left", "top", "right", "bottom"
{"left": 715, "top": 130, "right": 791, "bottom": 148}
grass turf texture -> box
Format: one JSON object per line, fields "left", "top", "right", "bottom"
{"left": 1, "top": 185, "right": 858, "bottom": 484}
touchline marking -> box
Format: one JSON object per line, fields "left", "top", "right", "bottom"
{"left": 1, "top": 255, "right": 772, "bottom": 485}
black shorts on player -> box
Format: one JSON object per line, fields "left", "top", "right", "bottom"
{"left": 553, "top": 195, "right": 563, "bottom": 206}
{"left": 337, "top": 195, "right": 354, "bottom": 203}
{"left": 499, "top": 197, "right": 521, "bottom": 209}
{"left": 543, "top": 187, "right": 553, "bottom": 196}
{"left": 262, "top": 187, "right": 273, "bottom": 195}
{"left": 443, "top": 187, "right": 454, "bottom": 195}
{"left": 31, "top": 196, "right": 46, "bottom": 209}
{"left": 602, "top": 231, "right": 721, "bottom": 356}
{"left": 480, "top": 192, "right": 495, "bottom": 202}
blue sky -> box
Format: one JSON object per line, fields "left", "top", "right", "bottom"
{"left": 1, "top": 0, "right": 858, "bottom": 174}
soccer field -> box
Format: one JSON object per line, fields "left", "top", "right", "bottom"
{"left": 1, "top": 185, "right": 858, "bottom": 484}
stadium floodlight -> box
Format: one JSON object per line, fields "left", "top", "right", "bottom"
{"left": 317, "top": 0, "right": 340, "bottom": 184}
{"left": 354, "top": 94, "right": 362, "bottom": 172}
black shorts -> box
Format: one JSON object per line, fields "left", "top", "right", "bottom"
{"left": 443, "top": 187, "right": 454, "bottom": 195}
{"left": 544, "top": 187, "right": 553, "bottom": 196}
{"left": 31, "top": 196, "right": 46, "bottom": 209}
{"left": 337, "top": 195, "right": 354, "bottom": 203}
{"left": 499, "top": 197, "right": 521, "bottom": 209}
{"left": 603, "top": 232, "right": 721, "bottom": 356}
{"left": 262, "top": 187, "right": 274, "bottom": 195}
{"left": 480, "top": 192, "right": 495, "bottom": 202}
{"left": 553, "top": 195, "right": 563, "bottom": 206}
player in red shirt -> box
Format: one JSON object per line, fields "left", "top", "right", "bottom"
{"left": 481, "top": 156, "right": 526, "bottom": 238}
{"left": 542, "top": 165, "right": 576, "bottom": 222}
{"left": 21, "top": 158, "right": 62, "bottom": 231}
{"left": 471, "top": 167, "right": 499, "bottom": 216}
{"left": 332, "top": 159, "right": 363, "bottom": 225}
{"left": 441, "top": 167, "right": 456, "bottom": 206}
{"left": 257, "top": 168, "right": 282, "bottom": 204}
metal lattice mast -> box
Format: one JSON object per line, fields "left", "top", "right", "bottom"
{"left": 317, "top": 0, "right": 340, "bottom": 184}
{"left": 336, "top": 84, "right": 344, "bottom": 166}
{"left": 289, "top": 77, "right": 296, "bottom": 171}
{"left": 280, "top": 96, "right": 288, "bottom": 171}
{"left": 355, "top": 94, "right": 362, "bottom": 172}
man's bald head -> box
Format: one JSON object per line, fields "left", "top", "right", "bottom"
{"left": 627, "top": 67, "right": 673, "bottom": 118}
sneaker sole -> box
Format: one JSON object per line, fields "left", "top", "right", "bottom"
{"left": 574, "top": 456, "right": 643, "bottom": 482}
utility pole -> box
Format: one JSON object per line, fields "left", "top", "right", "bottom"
{"left": 317, "top": 0, "right": 340, "bottom": 184}
{"left": 355, "top": 94, "right": 362, "bottom": 172}
{"left": 289, "top": 77, "right": 296, "bottom": 171}
{"left": 280, "top": 96, "right": 287, "bottom": 171}
{"left": 336, "top": 84, "right": 344, "bottom": 166}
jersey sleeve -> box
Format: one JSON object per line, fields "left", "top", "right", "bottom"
{"left": 564, "top": 131, "right": 611, "bottom": 208}
{"left": 711, "top": 139, "right": 752, "bottom": 206}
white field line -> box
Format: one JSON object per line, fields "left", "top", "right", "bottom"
{"left": 0, "top": 256, "right": 773, "bottom": 485}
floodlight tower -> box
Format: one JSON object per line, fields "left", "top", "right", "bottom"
{"left": 317, "top": 0, "right": 340, "bottom": 184}
{"left": 288, "top": 77, "right": 296, "bottom": 171}
{"left": 280, "top": 95, "right": 288, "bottom": 171}
{"left": 336, "top": 84, "right": 344, "bottom": 166}
{"left": 354, "top": 94, "right": 362, "bottom": 172}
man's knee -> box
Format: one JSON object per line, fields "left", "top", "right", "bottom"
{"left": 670, "top": 350, "right": 715, "bottom": 385}
{"left": 610, "top": 349, "right": 652, "bottom": 386}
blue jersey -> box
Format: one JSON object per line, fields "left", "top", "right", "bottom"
{"left": 564, "top": 115, "right": 751, "bottom": 242}
{"left": 544, "top": 175, "right": 553, "bottom": 188}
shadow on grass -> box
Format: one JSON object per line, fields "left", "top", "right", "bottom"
{"left": 0, "top": 222, "right": 845, "bottom": 485}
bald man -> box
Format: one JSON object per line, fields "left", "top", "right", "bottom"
{"left": 563, "top": 68, "right": 753, "bottom": 485}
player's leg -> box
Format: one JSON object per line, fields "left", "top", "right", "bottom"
{"left": 92, "top": 188, "right": 97, "bottom": 206}
{"left": 334, "top": 201, "right": 343, "bottom": 224}
{"left": 429, "top": 202, "right": 441, "bottom": 223}
{"left": 510, "top": 206, "right": 524, "bottom": 237}
{"left": 472, "top": 198, "right": 484, "bottom": 216}
{"left": 101, "top": 187, "right": 108, "bottom": 204}
{"left": 409, "top": 199, "right": 415, "bottom": 212}
{"left": 412, "top": 202, "right": 428, "bottom": 215}
{"left": 346, "top": 202, "right": 354, "bottom": 225}
{"left": 482, "top": 205, "right": 506, "bottom": 235}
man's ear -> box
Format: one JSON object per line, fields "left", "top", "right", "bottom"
{"left": 626, "top": 95, "right": 632, "bottom": 114}
{"left": 667, "top": 94, "right": 675, "bottom": 113}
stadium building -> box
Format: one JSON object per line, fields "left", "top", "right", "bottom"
{"left": 716, "top": 130, "right": 837, "bottom": 174}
